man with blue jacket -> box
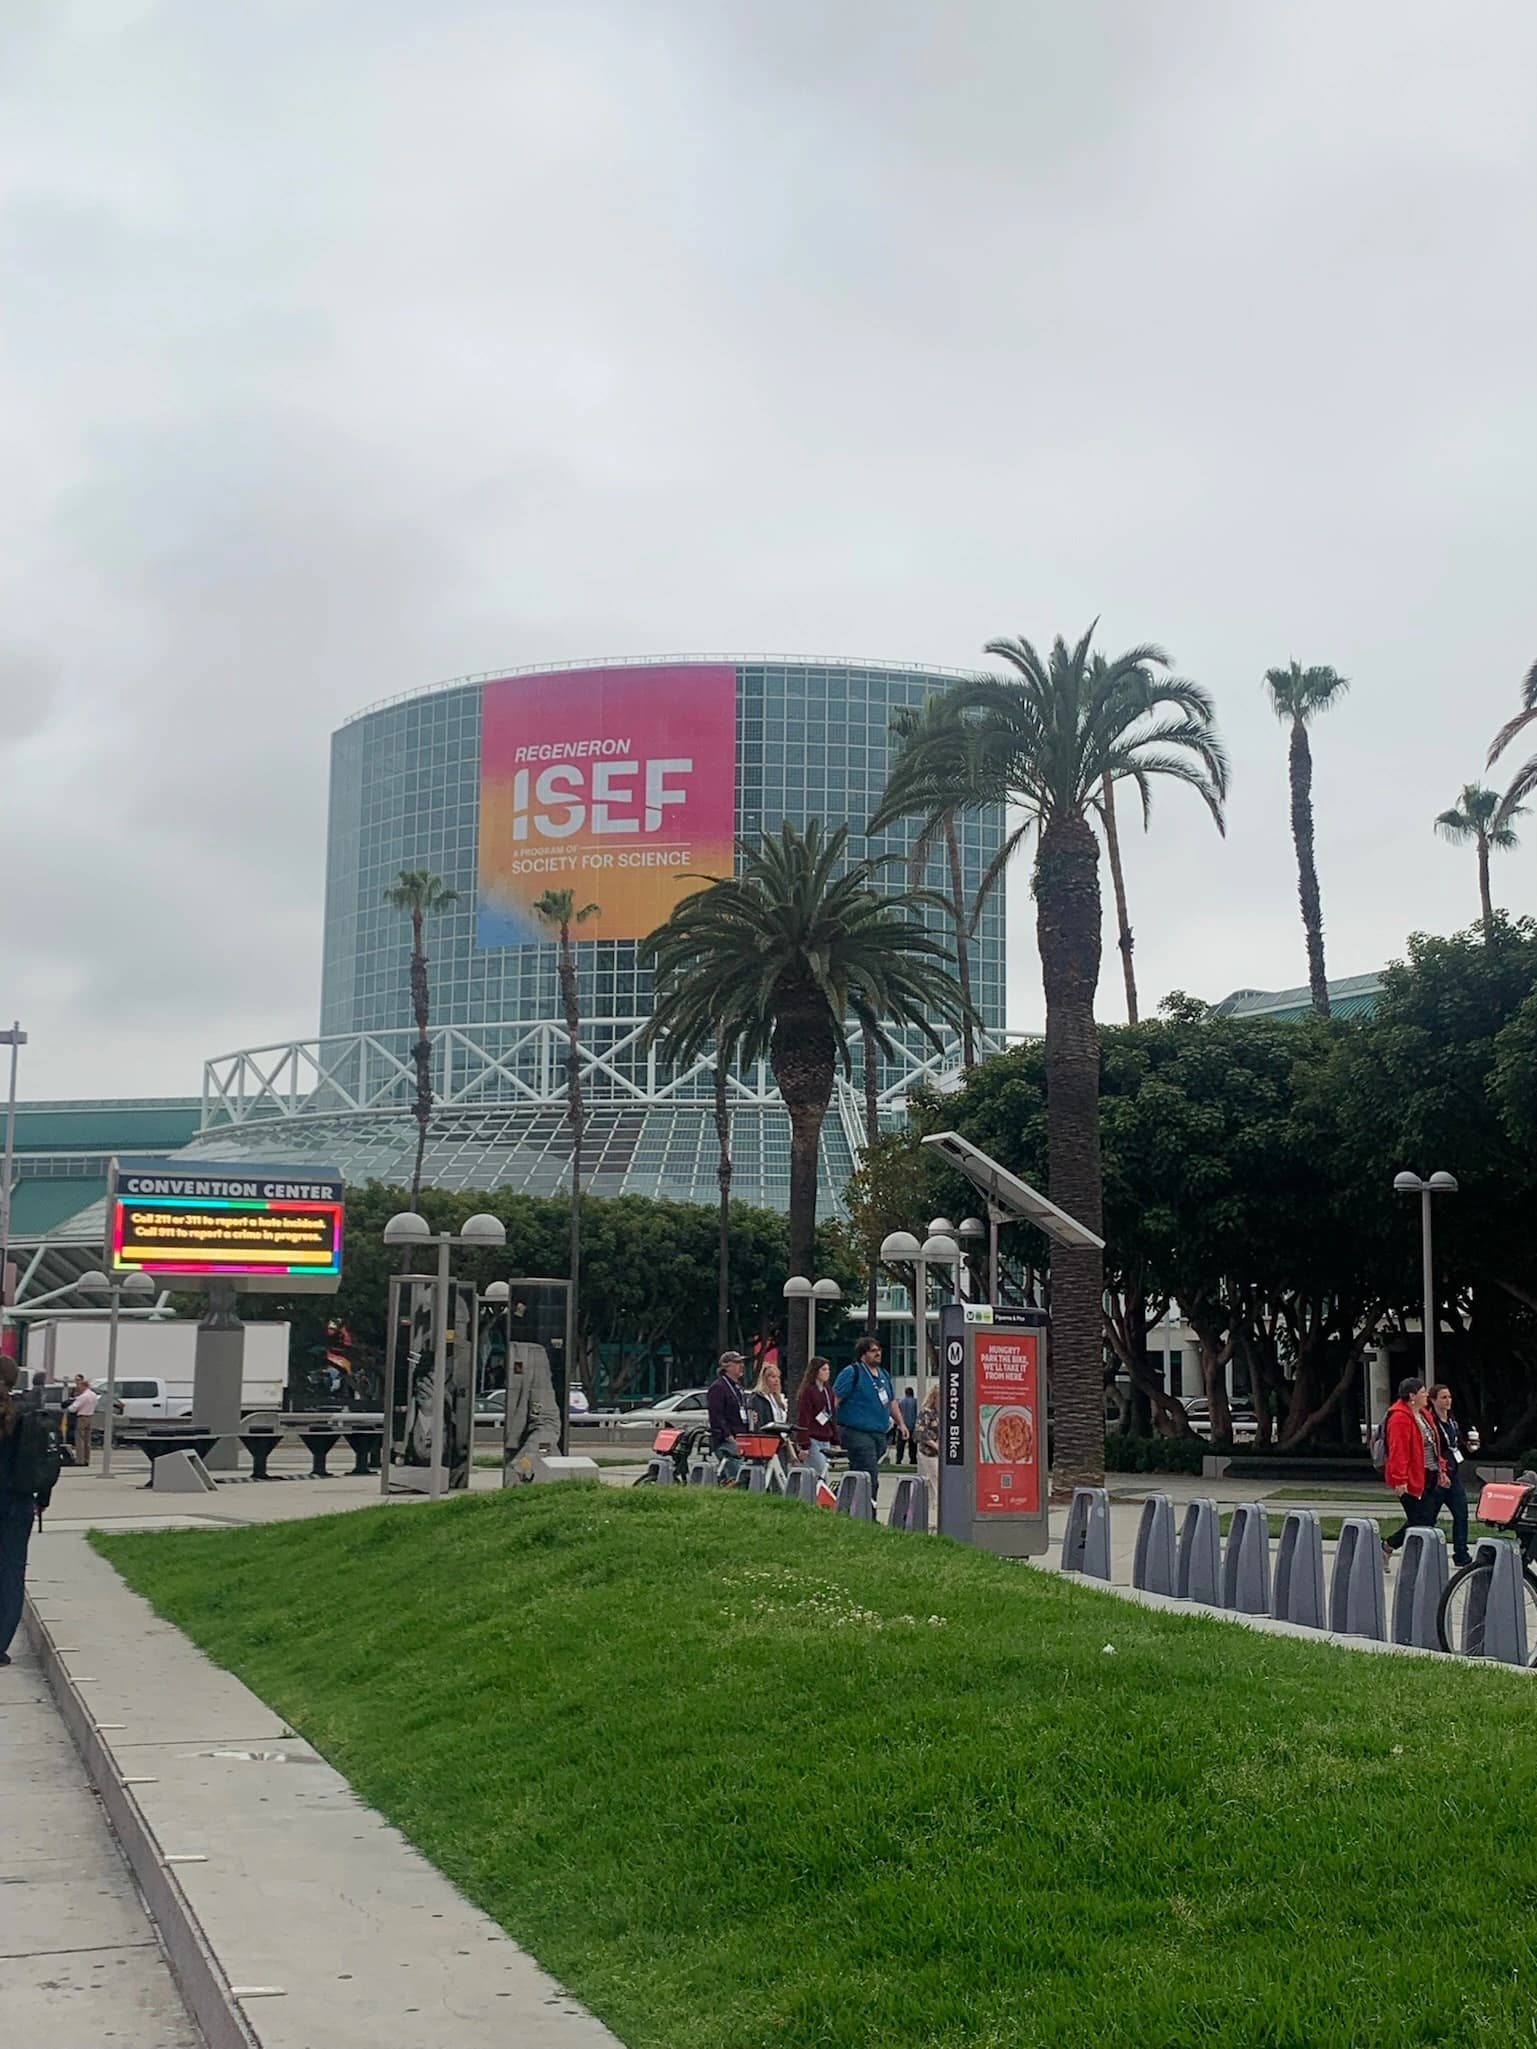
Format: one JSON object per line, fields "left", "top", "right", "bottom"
{"left": 832, "top": 1337, "right": 907, "bottom": 1505}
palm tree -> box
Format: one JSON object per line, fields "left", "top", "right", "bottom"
{"left": 881, "top": 696, "right": 996, "bottom": 1067}
{"left": 1486, "top": 655, "right": 1537, "bottom": 771}
{"left": 640, "top": 821, "right": 970, "bottom": 1389}
{"left": 1263, "top": 661, "right": 1350, "bottom": 1017}
{"left": 1091, "top": 657, "right": 1142, "bottom": 1025}
{"left": 383, "top": 868, "right": 460, "bottom": 1205}
{"left": 1434, "top": 784, "right": 1526, "bottom": 937}
{"left": 874, "top": 628, "right": 1226, "bottom": 1492}
{"left": 532, "top": 890, "right": 601, "bottom": 1382}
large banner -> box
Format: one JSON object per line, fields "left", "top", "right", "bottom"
{"left": 477, "top": 663, "right": 737, "bottom": 946}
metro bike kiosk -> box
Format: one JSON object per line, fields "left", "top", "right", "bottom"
{"left": 921, "top": 1133, "right": 1103, "bottom": 1558}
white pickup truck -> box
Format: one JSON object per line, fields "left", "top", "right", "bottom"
{"left": 33, "top": 1318, "right": 288, "bottom": 1419}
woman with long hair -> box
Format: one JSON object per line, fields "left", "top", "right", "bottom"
{"left": 746, "top": 1360, "right": 788, "bottom": 1430}
{"left": 1, "top": 1358, "right": 59, "bottom": 1667}
{"left": 794, "top": 1356, "right": 838, "bottom": 1482}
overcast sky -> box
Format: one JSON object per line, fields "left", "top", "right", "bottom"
{"left": 4, "top": 0, "right": 1534, "bottom": 1098}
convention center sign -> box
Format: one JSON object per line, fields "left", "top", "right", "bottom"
{"left": 476, "top": 662, "right": 738, "bottom": 945}
{"left": 107, "top": 1158, "right": 345, "bottom": 1294}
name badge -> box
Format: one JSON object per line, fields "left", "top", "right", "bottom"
{"left": 817, "top": 1409, "right": 829, "bottom": 1426}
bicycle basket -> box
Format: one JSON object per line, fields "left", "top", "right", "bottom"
{"left": 1476, "top": 1481, "right": 1535, "bottom": 1528}
{"left": 736, "top": 1433, "right": 782, "bottom": 1461}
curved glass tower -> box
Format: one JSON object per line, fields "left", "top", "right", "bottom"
{"left": 197, "top": 656, "right": 1005, "bottom": 1211}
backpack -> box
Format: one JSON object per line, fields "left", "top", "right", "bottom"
{"left": 4, "top": 1407, "right": 63, "bottom": 1514}
{"left": 1369, "top": 1412, "right": 1390, "bottom": 1472}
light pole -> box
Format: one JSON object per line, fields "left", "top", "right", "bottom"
{"left": 956, "top": 1216, "right": 985, "bottom": 1299}
{"left": 879, "top": 1229, "right": 959, "bottom": 1383}
{"left": 382, "top": 1210, "right": 507, "bottom": 1497}
{"left": 0, "top": 1021, "right": 26, "bottom": 1321}
{"left": 74, "top": 1269, "right": 157, "bottom": 1477}
{"left": 1393, "top": 1171, "right": 1458, "bottom": 1387}
{"left": 783, "top": 1275, "right": 843, "bottom": 1362}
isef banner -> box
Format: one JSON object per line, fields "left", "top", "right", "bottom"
{"left": 477, "top": 664, "right": 737, "bottom": 946}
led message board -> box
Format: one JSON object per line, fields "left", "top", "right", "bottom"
{"left": 107, "top": 1158, "right": 345, "bottom": 1294}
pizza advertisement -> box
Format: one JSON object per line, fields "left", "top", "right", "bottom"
{"left": 973, "top": 1328, "right": 1041, "bottom": 1516}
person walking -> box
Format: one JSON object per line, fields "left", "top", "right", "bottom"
{"left": 1382, "top": 1377, "right": 1448, "bottom": 1564}
{"left": 747, "top": 1362, "right": 788, "bottom": 1429}
{"left": 706, "top": 1349, "right": 752, "bottom": 1483}
{"left": 1429, "top": 1383, "right": 1474, "bottom": 1568}
{"left": 66, "top": 1378, "right": 99, "bottom": 1472}
{"left": 1, "top": 1358, "right": 62, "bottom": 1667}
{"left": 832, "top": 1337, "right": 906, "bottom": 1506}
{"left": 916, "top": 1382, "right": 940, "bottom": 1529}
{"left": 898, "top": 1386, "right": 918, "bottom": 1466}
{"left": 795, "top": 1356, "right": 838, "bottom": 1482}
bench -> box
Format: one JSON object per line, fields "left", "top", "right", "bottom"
{"left": 116, "top": 1413, "right": 385, "bottom": 1483}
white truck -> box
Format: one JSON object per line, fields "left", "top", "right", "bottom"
{"left": 32, "top": 1318, "right": 289, "bottom": 1420}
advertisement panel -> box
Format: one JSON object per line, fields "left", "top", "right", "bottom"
{"left": 972, "top": 1325, "right": 1042, "bottom": 1515}
{"left": 477, "top": 663, "right": 737, "bottom": 946}
{"left": 107, "top": 1159, "right": 344, "bottom": 1295}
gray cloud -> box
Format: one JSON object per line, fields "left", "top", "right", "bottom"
{"left": 2, "top": 0, "right": 1534, "bottom": 1094}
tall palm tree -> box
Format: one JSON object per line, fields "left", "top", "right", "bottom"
{"left": 640, "top": 997, "right": 743, "bottom": 1355}
{"left": 532, "top": 890, "right": 601, "bottom": 1382}
{"left": 881, "top": 696, "right": 996, "bottom": 1068}
{"left": 383, "top": 868, "right": 460, "bottom": 1205}
{"left": 874, "top": 628, "right": 1226, "bottom": 1492}
{"left": 1263, "top": 661, "right": 1350, "bottom": 1017}
{"left": 1434, "top": 784, "right": 1526, "bottom": 937}
{"left": 640, "top": 820, "right": 969, "bottom": 1389}
{"left": 1091, "top": 657, "right": 1142, "bottom": 1025}
{"left": 1486, "top": 655, "right": 1537, "bottom": 771}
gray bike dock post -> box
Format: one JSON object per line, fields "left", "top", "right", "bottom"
{"left": 742, "top": 1466, "right": 771, "bottom": 1492}
{"left": 785, "top": 1467, "right": 819, "bottom": 1503}
{"left": 645, "top": 1456, "right": 674, "bottom": 1484}
{"left": 1457, "top": 1537, "right": 1530, "bottom": 1664}
{"left": 1176, "top": 1499, "right": 1222, "bottom": 1604}
{"left": 1222, "top": 1503, "right": 1272, "bottom": 1615}
{"left": 1329, "top": 1518, "right": 1387, "bottom": 1639}
{"left": 1131, "top": 1494, "right": 1177, "bottom": 1595}
{"left": 687, "top": 1458, "right": 716, "bottom": 1486}
{"left": 836, "top": 1470, "right": 875, "bottom": 1521}
{"left": 1392, "top": 1527, "right": 1448, "bottom": 1651}
{"left": 1061, "top": 1487, "right": 1112, "bottom": 1580}
{"left": 888, "top": 1476, "right": 930, "bottom": 1532}
{"left": 1271, "top": 1511, "right": 1327, "bottom": 1629}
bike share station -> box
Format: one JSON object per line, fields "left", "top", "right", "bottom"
{"left": 106, "top": 1157, "right": 347, "bottom": 1486}
{"left": 921, "top": 1133, "right": 1104, "bottom": 1557}
{"left": 379, "top": 1208, "right": 587, "bottom": 1497}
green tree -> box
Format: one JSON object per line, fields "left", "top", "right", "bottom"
{"left": 1263, "top": 661, "right": 1350, "bottom": 1017}
{"left": 1435, "top": 784, "right": 1526, "bottom": 937}
{"left": 383, "top": 869, "right": 460, "bottom": 1205}
{"left": 640, "top": 820, "right": 969, "bottom": 1388}
{"left": 876, "top": 629, "right": 1226, "bottom": 1490}
{"left": 532, "top": 891, "right": 601, "bottom": 1376}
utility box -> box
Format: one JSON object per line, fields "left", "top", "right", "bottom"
{"left": 938, "top": 1303, "right": 1051, "bottom": 1557}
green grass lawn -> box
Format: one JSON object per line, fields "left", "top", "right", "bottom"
{"left": 93, "top": 1488, "right": 1537, "bottom": 2049}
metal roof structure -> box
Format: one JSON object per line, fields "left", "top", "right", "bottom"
{"left": 1214, "top": 971, "right": 1382, "bottom": 1022}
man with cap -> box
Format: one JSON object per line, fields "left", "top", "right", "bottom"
{"left": 706, "top": 1350, "right": 752, "bottom": 1483}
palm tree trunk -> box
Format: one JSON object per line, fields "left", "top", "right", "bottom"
{"left": 558, "top": 923, "right": 584, "bottom": 1399}
{"left": 862, "top": 1022, "right": 881, "bottom": 1333}
{"left": 1478, "top": 834, "right": 1495, "bottom": 938}
{"left": 409, "top": 909, "right": 430, "bottom": 1206}
{"left": 1099, "top": 774, "right": 1138, "bottom": 1026}
{"left": 1288, "top": 720, "right": 1331, "bottom": 1017}
{"left": 1035, "top": 812, "right": 1106, "bottom": 1496}
{"left": 713, "top": 1034, "right": 732, "bottom": 1355}
{"left": 770, "top": 996, "right": 835, "bottom": 1402}
{"left": 943, "top": 817, "right": 977, "bottom": 1066}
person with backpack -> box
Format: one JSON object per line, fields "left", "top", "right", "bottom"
{"left": 1, "top": 1357, "right": 62, "bottom": 1667}
{"left": 832, "top": 1336, "right": 907, "bottom": 1506}
{"left": 1379, "top": 1376, "right": 1448, "bottom": 1566}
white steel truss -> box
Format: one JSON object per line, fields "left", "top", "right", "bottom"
{"left": 200, "top": 1019, "right": 1001, "bottom": 1131}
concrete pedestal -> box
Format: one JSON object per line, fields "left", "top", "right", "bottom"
{"left": 192, "top": 1323, "right": 244, "bottom": 1471}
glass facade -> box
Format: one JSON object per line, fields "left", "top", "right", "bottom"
{"left": 322, "top": 658, "right": 1005, "bottom": 1042}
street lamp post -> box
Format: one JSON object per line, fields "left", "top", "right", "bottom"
{"left": 879, "top": 1229, "right": 959, "bottom": 1382}
{"left": 782, "top": 1276, "right": 843, "bottom": 1363}
{"left": 74, "top": 1269, "right": 157, "bottom": 1477}
{"left": 382, "top": 1210, "right": 508, "bottom": 1498}
{"left": 1393, "top": 1171, "right": 1458, "bottom": 1386}
{"left": 0, "top": 1022, "right": 27, "bottom": 1321}
{"left": 955, "top": 1217, "right": 985, "bottom": 1299}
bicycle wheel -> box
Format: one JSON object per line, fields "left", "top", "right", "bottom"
{"left": 1436, "top": 1559, "right": 1537, "bottom": 1658}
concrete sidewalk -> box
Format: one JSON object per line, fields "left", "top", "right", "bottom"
{"left": 23, "top": 1530, "right": 624, "bottom": 2049}
{"left": 1, "top": 1637, "right": 200, "bottom": 2048}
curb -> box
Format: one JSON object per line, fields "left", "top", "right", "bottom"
{"left": 24, "top": 1590, "right": 261, "bottom": 2049}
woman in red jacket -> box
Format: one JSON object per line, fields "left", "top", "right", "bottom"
{"left": 1382, "top": 1376, "right": 1448, "bottom": 1563}
{"left": 795, "top": 1355, "right": 838, "bottom": 1482}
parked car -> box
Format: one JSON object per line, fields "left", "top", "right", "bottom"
{"left": 613, "top": 1389, "right": 711, "bottom": 1432}
{"left": 1182, "top": 1398, "right": 1260, "bottom": 1446}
